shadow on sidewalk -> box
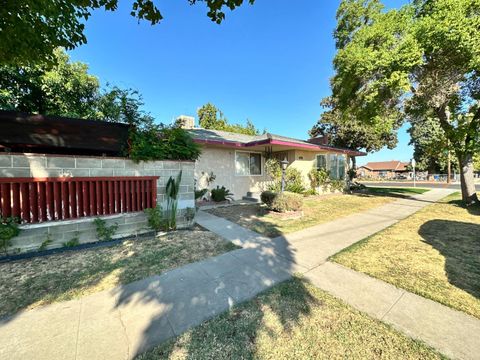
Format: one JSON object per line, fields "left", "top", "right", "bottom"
{"left": 112, "top": 225, "right": 311, "bottom": 358}
{"left": 419, "top": 219, "right": 480, "bottom": 300}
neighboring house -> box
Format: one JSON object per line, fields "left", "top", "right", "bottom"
{"left": 357, "top": 160, "right": 411, "bottom": 179}
{"left": 178, "top": 116, "right": 366, "bottom": 200}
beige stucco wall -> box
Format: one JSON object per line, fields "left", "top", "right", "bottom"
{"left": 195, "top": 146, "right": 272, "bottom": 200}
{"left": 288, "top": 150, "right": 350, "bottom": 187}
{"left": 195, "top": 147, "right": 351, "bottom": 199}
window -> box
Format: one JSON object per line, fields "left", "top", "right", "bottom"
{"left": 316, "top": 153, "right": 346, "bottom": 180}
{"left": 316, "top": 154, "right": 327, "bottom": 170}
{"left": 338, "top": 155, "right": 346, "bottom": 179}
{"left": 235, "top": 152, "right": 262, "bottom": 176}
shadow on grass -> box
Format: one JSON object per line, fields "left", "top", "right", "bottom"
{"left": 0, "top": 229, "right": 235, "bottom": 322}
{"left": 136, "top": 278, "right": 317, "bottom": 359}
{"left": 419, "top": 219, "right": 480, "bottom": 300}
{"left": 112, "top": 218, "right": 306, "bottom": 358}
{"left": 354, "top": 187, "right": 428, "bottom": 200}
{"left": 444, "top": 198, "right": 480, "bottom": 216}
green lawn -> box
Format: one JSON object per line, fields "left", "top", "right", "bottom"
{"left": 206, "top": 194, "right": 397, "bottom": 238}
{"left": 0, "top": 227, "right": 238, "bottom": 319}
{"left": 138, "top": 277, "right": 444, "bottom": 360}
{"left": 332, "top": 192, "right": 480, "bottom": 319}
{"left": 365, "top": 186, "right": 430, "bottom": 196}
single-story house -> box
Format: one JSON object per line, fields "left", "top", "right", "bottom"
{"left": 178, "top": 116, "right": 365, "bottom": 200}
{"left": 357, "top": 160, "right": 411, "bottom": 179}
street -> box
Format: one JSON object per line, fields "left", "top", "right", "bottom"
{"left": 360, "top": 181, "right": 480, "bottom": 191}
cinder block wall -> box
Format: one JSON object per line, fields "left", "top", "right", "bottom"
{"left": 0, "top": 153, "right": 195, "bottom": 254}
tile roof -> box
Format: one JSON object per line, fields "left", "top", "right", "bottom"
{"left": 360, "top": 160, "right": 410, "bottom": 171}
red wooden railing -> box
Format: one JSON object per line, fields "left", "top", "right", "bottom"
{"left": 0, "top": 176, "right": 158, "bottom": 223}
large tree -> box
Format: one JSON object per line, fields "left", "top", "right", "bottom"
{"left": 407, "top": 116, "right": 456, "bottom": 174}
{"left": 310, "top": 97, "right": 399, "bottom": 172}
{"left": 0, "top": 48, "right": 151, "bottom": 125}
{"left": 197, "top": 102, "right": 261, "bottom": 135}
{"left": 325, "top": 0, "right": 480, "bottom": 204}
{"left": 0, "top": 0, "right": 255, "bottom": 65}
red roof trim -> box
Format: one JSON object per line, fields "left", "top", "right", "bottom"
{"left": 193, "top": 137, "right": 366, "bottom": 156}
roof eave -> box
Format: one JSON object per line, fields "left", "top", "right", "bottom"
{"left": 193, "top": 137, "right": 366, "bottom": 156}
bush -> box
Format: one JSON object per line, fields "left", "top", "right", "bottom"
{"left": 260, "top": 191, "right": 277, "bottom": 207}
{"left": 0, "top": 217, "right": 20, "bottom": 255}
{"left": 265, "top": 159, "right": 306, "bottom": 194}
{"left": 303, "top": 188, "right": 317, "bottom": 196}
{"left": 93, "top": 218, "right": 118, "bottom": 242}
{"left": 308, "top": 168, "right": 330, "bottom": 190}
{"left": 210, "top": 186, "right": 234, "bottom": 202}
{"left": 270, "top": 192, "right": 303, "bottom": 213}
{"left": 145, "top": 205, "right": 165, "bottom": 232}
{"left": 195, "top": 188, "right": 208, "bottom": 200}
{"left": 129, "top": 124, "right": 201, "bottom": 162}
{"left": 308, "top": 168, "right": 345, "bottom": 193}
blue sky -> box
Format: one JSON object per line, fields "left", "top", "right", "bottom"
{"left": 69, "top": 0, "right": 412, "bottom": 166}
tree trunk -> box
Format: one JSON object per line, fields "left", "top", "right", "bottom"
{"left": 458, "top": 152, "right": 479, "bottom": 205}
{"left": 350, "top": 156, "right": 357, "bottom": 181}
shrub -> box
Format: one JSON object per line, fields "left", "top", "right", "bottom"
{"left": 63, "top": 232, "right": 80, "bottom": 248}
{"left": 211, "top": 186, "right": 234, "bottom": 202}
{"left": 265, "top": 158, "right": 282, "bottom": 181}
{"left": 308, "top": 168, "right": 345, "bottom": 193}
{"left": 270, "top": 192, "right": 303, "bottom": 213}
{"left": 94, "top": 218, "right": 118, "bottom": 242}
{"left": 195, "top": 188, "right": 208, "bottom": 200}
{"left": 303, "top": 188, "right": 317, "bottom": 196}
{"left": 260, "top": 191, "right": 277, "bottom": 207}
{"left": 0, "top": 217, "right": 20, "bottom": 255}
{"left": 145, "top": 205, "right": 165, "bottom": 232}
{"left": 330, "top": 179, "right": 346, "bottom": 192}
{"left": 129, "top": 124, "right": 201, "bottom": 162}
{"left": 308, "top": 168, "right": 330, "bottom": 190}
{"left": 265, "top": 159, "right": 306, "bottom": 194}
{"left": 165, "top": 171, "right": 182, "bottom": 230}
{"left": 185, "top": 207, "right": 196, "bottom": 223}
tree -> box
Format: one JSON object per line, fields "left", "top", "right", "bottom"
{"left": 0, "top": 48, "right": 100, "bottom": 118}
{"left": 0, "top": 48, "right": 201, "bottom": 161}
{"left": 197, "top": 103, "right": 261, "bottom": 135}
{"left": 407, "top": 116, "right": 456, "bottom": 174}
{"left": 474, "top": 153, "right": 480, "bottom": 172}
{"left": 310, "top": 96, "right": 399, "bottom": 174}
{"left": 0, "top": 0, "right": 255, "bottom": 65}
{"left": 325, "top": 0, "right": 480, "bottom": 204}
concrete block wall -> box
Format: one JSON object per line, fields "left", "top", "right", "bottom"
{"left": 0, "top": 153, "right": 195, "bottom": 254}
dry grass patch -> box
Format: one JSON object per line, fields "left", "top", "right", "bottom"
{"left": 332, "top": 193, "right": 480, "bottom": 318}
{"left": 138, "top": 277, "right": 444, "bottom": 360}
{"left": 206, "top": 194, "right": 396, "bottom": 237}
{"left": 0, "top": 227, "right": 237, "bottom": 318}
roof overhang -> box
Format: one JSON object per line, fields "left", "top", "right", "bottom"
{"left": 193, "top": 138, "right": 366, "bottom": 156}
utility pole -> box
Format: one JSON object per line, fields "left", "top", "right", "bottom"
{"left": 412, "top": 158, "right": 416, "bottom": 188}
{"left": 447, "top": 140, "right": 451, "bottom": 183}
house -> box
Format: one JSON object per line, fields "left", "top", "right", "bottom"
{"left": 357, "top": 160, "right": 411, "bottom": 179}
{"left": 178, "top": 116, "right": 366, "bottom": 200}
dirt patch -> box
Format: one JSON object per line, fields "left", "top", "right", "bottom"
{"left": 0, "top": 227, "right": 238, "bottom": 318}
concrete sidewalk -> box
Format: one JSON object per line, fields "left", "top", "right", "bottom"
{"left": 2, "top": 188, "right": 479, "bottom": 360}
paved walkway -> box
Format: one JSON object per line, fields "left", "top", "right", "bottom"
{"left": 1, "top": 189, "right": 479, "bottom": 360}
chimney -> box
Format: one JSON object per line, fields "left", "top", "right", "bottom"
{"left": 307, "top": 135, "right": 329, "bottom": 146}
{"left": 176, "top": 115, "right": 195, "bottom": 129}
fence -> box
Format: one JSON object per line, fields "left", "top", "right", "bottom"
{"left": 0, "top": 176, "right": 158, "bottom": 223}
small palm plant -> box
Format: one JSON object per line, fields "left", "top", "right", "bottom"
{"left": 165, "top": 170, "right": 182, "bottom": 230}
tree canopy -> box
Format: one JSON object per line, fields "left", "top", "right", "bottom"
{"left": 0, "top": 48, "right": 200, "bottom": 161}
{"left": 197, "top": 102, "right": 262, "bottom": 135}
{"left": 0, "top": 0, "right": 255, "bottom": 65}
{"left": 321, "top": 0, "right": 480, "bottom": 204}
